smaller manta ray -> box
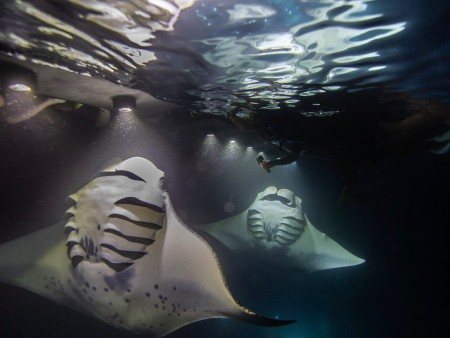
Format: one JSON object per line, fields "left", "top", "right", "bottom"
{"left": 203, "top": 186, "right": 365, "bottom": 272}
{"left": 0, "top": 158, "right": 293, "bottom": 337}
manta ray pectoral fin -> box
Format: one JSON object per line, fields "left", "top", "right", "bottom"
{"left": 1, "top": 160, "right": 297, "bottom": 338}
{"left": 307, "top": 217, "right": 365, "bottom": 270}
{"left": 157, "top": 195, "right": 296, "bottom": 335}
{"left": 0, "top": 223, "right": 66, "bottom": 290}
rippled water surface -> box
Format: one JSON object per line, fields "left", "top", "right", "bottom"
{"left": 1, "top": 0, "right": 448, "bottom": 115}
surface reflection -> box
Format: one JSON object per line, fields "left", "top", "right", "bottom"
{"left": 0, "top": 0, "right": 410, "bottom": 115}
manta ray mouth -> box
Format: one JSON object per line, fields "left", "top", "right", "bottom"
{"left": 260, "top": 193, "right": 295, "bottom": 207}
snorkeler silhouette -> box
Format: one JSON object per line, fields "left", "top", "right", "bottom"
{"left": 228, "top": 92, "right": 450, "bottom": 205}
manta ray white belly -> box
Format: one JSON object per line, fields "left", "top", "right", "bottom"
{"left": 0, "top": 158, "right": 292, "bottom": 337}
{"left": 204, "top": 186, "right": 365, "bottom": 272}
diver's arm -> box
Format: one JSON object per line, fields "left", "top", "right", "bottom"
{"left": 270, "top": 151, "right": 301, "bottom": 165}
{"left": 263, "top": 151, "right": 301, "bottom": 169}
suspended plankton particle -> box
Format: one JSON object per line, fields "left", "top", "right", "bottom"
{"left": 203, "top": 186, "right": 365, "bottom": 272}
{"left": 0, "top": 158, "right": 293, "bottom": 337}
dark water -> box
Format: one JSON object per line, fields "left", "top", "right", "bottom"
{"left": 0, "top": 1, "right": 449, "bottom": 338}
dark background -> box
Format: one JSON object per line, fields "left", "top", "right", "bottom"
{"left": 0, "top": 106, "right": 448, "bottom": 338}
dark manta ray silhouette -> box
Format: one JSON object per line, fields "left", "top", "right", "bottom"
{"left": 0, "top": 157, "right": 294, "bottom": 337}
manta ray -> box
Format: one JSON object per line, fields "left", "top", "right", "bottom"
{"left": 203, "top": 186, "right": 365, "bottom": 272}
{"left": 0, "top": 158, "right": 293, "bottom": 337}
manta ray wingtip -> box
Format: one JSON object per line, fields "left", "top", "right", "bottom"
{"left": 242, "top": 313, "right": 296, "bottom": 327}
{"left": 234, "top": 308, "right": 296, "bottom": 327}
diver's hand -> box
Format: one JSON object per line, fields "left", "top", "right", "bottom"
{"left": 259, "top": 160, "right": 273, "bottom": 172}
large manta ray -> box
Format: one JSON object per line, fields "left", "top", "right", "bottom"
{"left": 203, "top": 187, "right": 365, "bottom": 272}
{"left": 0, "top": 158, "right": 293, "bottom": 337}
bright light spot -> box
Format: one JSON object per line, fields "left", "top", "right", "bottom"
{"left": 207, "top": 133, "right": 215, "bottom": 137}
{"left": 227, "top": 4, "right": 276, "bottom": 24}
{"left": 247, "top": 146, "right": 253, "bottom": 150}
{"left": 8, "top": 83, "right": 32, "bottom": 92}
{"left": 118, "top": 107, "right": 133, "bottom": 113}
{"left": 230, "top": 140, "right": 236, "bottom": 143}
{"left": 368, "top": 65, "right": 386, "bottom": 72}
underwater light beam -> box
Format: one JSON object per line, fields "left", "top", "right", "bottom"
{"left": 223, "top": 139, "right": 243, "bottom": 161}
{"left": 200, "top": 133, "right": 220, "bottom": 156}
{"left": 0, "top": 64, "right": 66, "bottom": 124}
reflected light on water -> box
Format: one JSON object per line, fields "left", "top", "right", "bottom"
{"left": 0, "top": 0, "right": 410, "bottom": 117}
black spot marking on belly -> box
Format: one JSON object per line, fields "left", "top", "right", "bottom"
{"left": 154, "top": 284, "right": 159, "bottom": 289}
